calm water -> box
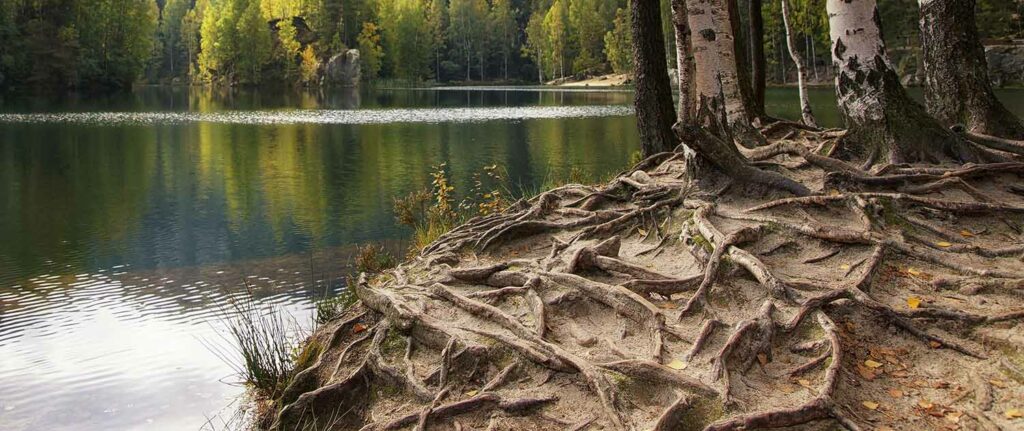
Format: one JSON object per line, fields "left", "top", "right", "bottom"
{"left": 0, "top": 86, "right": 1021, "bottom": 431}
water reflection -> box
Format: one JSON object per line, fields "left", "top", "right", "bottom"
{"left": 0, "top": 87, "right": 639, "bottom": 431}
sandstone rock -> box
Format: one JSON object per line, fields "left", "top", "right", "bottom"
{"left": 322, "top": 49, "right": 361, "bottom": 87}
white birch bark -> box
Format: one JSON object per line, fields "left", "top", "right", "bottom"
{"left": 781, "top": 0, "right": 818, "bottom": 128}
{"left": 686, "top": 0, "right": 764, "bottom": 147}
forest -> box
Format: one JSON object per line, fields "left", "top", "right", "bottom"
{"left": 0, "top": 0, "right": 1021, "bottom": 90}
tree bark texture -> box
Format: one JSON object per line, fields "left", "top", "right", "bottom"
{"left": 632, "top": 0, "right": 679, "bottom": 155}
{"left": 781, "top": 0, "right": 818, "bottom": 128}
{"left": 748, "top": 0, "right": 767, "bottom": 118}
{"left": 671, "top": 0, "right": 695, "bottom": 124}
{"left": 918, "top": 0, "right": 1024, "bottom": 139}
{"left": 727, "top": 0, "right": 759, "bottom": 123}
{"left": 688, "top": 0, "right": 765, "bottom": 148}
{"left": 827, "top": 0, "right": 979, "bottom": 164}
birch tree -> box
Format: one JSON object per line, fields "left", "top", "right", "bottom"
{"left": 781, "top": 0, "right": 817, "bottom": 127}
{"left": 687, "top": 0, "right": 765, "bottom": 148}
{"left": 826, "top": 0, "right": 980, "bottom": 165}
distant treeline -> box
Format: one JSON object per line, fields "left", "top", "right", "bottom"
{"left": 0, "top": 0, "right": 1020, "bottom": 91}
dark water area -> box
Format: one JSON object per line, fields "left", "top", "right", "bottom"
{"left": 0, "top": 86, "right": 1021, "bottom": 430}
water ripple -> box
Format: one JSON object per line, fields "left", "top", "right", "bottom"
{"left": 0, "top": 105, "right": 634, "bottom": 126}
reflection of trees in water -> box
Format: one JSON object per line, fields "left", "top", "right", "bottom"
{"left": 0, "top": 90, "right": 639, "bottom": 283}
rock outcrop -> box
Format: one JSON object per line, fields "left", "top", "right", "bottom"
{"left": 322, "top": 49, "right": 361, "bottom": 87}
{"left": 986, "top": 44, "right": 1024, "bottom": 87}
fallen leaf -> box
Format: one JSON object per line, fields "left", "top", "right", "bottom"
{"left": 907, "top": 267, "right": 922, "bottom": 276}
{"left": 891, "top": 370, "right": 910, "bottom": 378}
{"left": 929, "top": 341, "right": 942, "bottom": 349}
{"left": 465, "top": 390, "right": 479, "bottom": 397}
{"left": 667, "top": 359, "right": 687, "bottom": 370}
{"left": 919, "top": 399, "right": 934, "bottom": 409}
{"left": 936, "top": 241, "right": 953, "bottom": 248}
{"left": 865, "top": 359, "right": 884, "bottom": 368}
{"left": 857, "top": 364, "right": 879, "bottom": 381}
{"left": 989, "top": 379, "right": 1007, "bottom": 389}
{"left": 907, "top": 296, "right": 922, "bottom": 309}
{"left": 798, "top": 379, "right": 813, "bottom": 389}
{"left": 862, "top": 401, "right": 880, "bottom": 410}
{"left": 959, "top": 229, "right": 974, "bottom": 238}
{"left": 1006, "top": 409, "right": 1023, "bottom": 419}
{"left": 637, "top": 228, "right": 648, "bottom": 237}
{"left": 888, "top": 388, "right": 905, "bottom": 398}
{"left": 757, "top": 353, "right": 769, "bottom": 366}
{"left": 840, "top": 263, "right": 851, "bottom": 271}
{"left": 352, "top": 323, "right": 367, "bottom": 334}
{"left": 779, "top": 384, "right": 797, "bottom": 394}
{"left": 945, "top": 411, "right": 963, "bottom": 424}
{"left": 658, "top": 301, "right": 678, "bottom": 310}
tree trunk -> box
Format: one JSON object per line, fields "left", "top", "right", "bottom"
{"left": 748, "top": 0, "right": 766, "bottom": 119}
{"left": 826, "top": 0, "right": 979, "bottom": 165}
{"left": 671, "top": 0, "right": 695, "bottom": 124}
{"left": 781, "top": 0, "right": 818, "bottom": 128}
{"left": 688, "top": 0, "right": 765, "bottom": 148}
{"left": 727, "top": 0, "right": 759, "bottom": 124}
{"left": 918, "top": 0, "right": 1024, "bottom": 139}
{"left": 630, "top": 0, "right": 678, "bottom": 156}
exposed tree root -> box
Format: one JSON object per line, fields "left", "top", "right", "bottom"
{"left": 266, "top": 135, "right": 1024, "bottom": 431}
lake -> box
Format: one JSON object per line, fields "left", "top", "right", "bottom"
{"left": 0, "top": 86, "right": 1021, "bottom": 430}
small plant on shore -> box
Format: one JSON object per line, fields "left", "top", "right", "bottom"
{"left": 213, "top": 284, "right": 300, "bottom": 400}
{"left": 354, "top": 244, "right": 397, "bottom": 274}
{"left": 314, "top": 284, "right": 356, "bottom": 325}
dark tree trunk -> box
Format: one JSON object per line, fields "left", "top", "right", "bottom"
{"left": 727, "top": 0, "right": 758, "bottom": 124}
{"left": 919, "top": 0, "right": 1024, "bottom": 139}
{"left": 671, "top": 0, "right": 695, "bottom": 124}
{"left": 631, "top": 0, "right": 678, "bottom": 156}
{"left": 826, "top": 0, "right": 980, "bottom": 165}
{"left": 748, "top": 0, "right": 767, "bottom": 119}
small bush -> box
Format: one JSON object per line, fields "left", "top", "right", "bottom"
{"left": 314, "top": 279, "right": 358, "bottom": 325}
{"left": 354, "top": 244, "right": 396, "bottom": 274}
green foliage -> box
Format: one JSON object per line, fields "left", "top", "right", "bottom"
{"left": 357, "top": 22, "right": 383, "bottom": 80}
{"left": 354, "top": 244, "right": 397, "bottom": 274}
{"left": 604, "top": 5, "right": 633, "bottom": 75}
{"left": 378, "top": 0, "right": 434, "bottom": 82}
{"left": 217, "top": 287, "right": 300, "bottom": 400}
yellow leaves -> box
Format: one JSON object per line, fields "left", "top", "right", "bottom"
{"left": 797, "top": 379, "right": 813, "bottom": 389}
{"left": 887, "top": 388, "right": 904, "bottom": 398}
{"left": 959, "top": 229, "right": 974, "bottom": 238}
{"left": 637, "top": 228, "right": 648, "bottom": 237}
{"left": 1005, "top": 409, "right": 1023, "bottom": 419}
{"left": 936, "top": 241, "right": 953, "bottom": 248}
{"left": 862, "top": 401, "right": 880, "bottom": 410}
{"left": 667, "top": 359, "right": 687, "bottom": 370}
{"left": 990, "top": 379, "right": 1007, "bottom": 389}
{"left": 352, "top": 323, "right": 367, "bottom": 334}
{"left": 907, "top": 296, "right": 922, "bottom": 309}
{"left": 839, "top": 263, "right": 851, "bottom": 271}
{"left": 864, "top": 359, "right": 884, "bottom": 368}
{"left": 906, "top": 267, "right": 922, "bottom": 276}
{"left": 465, "top": 389, "right": 479, "bottom": 397}
{"left": 919, "top": 399, "right": 935, "bottom": 409}
{"left": 929, "top": 340, "right": 943, "bottom": 349}
{"left": 945, "top": 411, "right": 963, "bottom": 424}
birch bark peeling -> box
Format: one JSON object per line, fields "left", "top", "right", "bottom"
{"left": 688, "top": 0, "right": 766, "bottom": 148}
{"left": 826, "top": 0, "right": 980, "bottom": 165}
{"left": 781, "top": 0, "right": 818, "bottom": 128}
{"left": 918, "top": 0, "right": 1024, "bottom": 139}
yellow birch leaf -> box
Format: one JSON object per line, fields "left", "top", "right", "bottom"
{"left": 1006, "top": 409, "right": 1023, "bottom": 419}
{"left": 990, "top": 379, "right": 1007, "bottom": 388}
{"left": 862, "top": 401, "right": 879, "bottom": 410}
{"left": 637, "top": 228, "right": 648, "bottom": 237}
{"left": 466, "top": 390, "right": 479, "bottom": 396}
{"left": 959, "top": 229, "right": 974, "bottom": 238}
{"left": 907, "top": 268, "right": 922, "bottom": 276}
{"left": 936, "top": 241, "right": 953, "bottom": 248}
{"left": 865, "top": 359, "right": 884, "bottom": 368}
{"left": 667, "top": 359, "right": 687, "bottom": 370}
{"left": 907, "top": 297, "right": 922, "bottom": 309}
